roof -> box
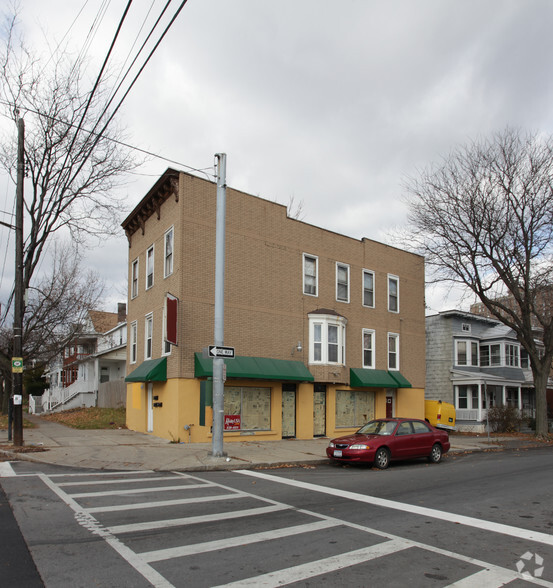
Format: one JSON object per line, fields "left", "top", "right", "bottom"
{"left": 88, "top": 310, "right": 119, "bottom": 334}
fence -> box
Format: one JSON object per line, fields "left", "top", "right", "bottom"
{"left": 97, "top": 380, "right": 126, "bottom": 408}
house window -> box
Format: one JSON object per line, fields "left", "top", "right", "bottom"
{"left": 388, "top": 333, "right": 399, "bottom": 370}
{"left": 362, "top": 329, "right": 375, "bottom": 369}
{"left": 162, "top": 301, "right": 172, "bottom": 356}
{"left": 388, "top": 275, "right": 399, "bottom": 313}
{"left": 480, "top": 344, "right": 501, "bottom": 366}
{"left": 146, "top": 245, "right": 154, "bottom": 289}
{"left": 131, "top": 259, "right": 139, "bottom": 299}
{"left": 456, "top": 385, "right": 480, "bottom": 410}
{"left": 224, "top": 386, "right": 271, "bottom": 431}
{"left": 336, "top": 263, "right": 350, "bottom": 303}
{"left": 455, "top": 340, "right": 479, "bottom": 366}
{"left": 145, "top": 314, "right": 153, "bottom": 360}
{"left": 521, "top": 348, "right": 529, "bottom": 369}
{"left": 505, "top": 344, "right": 520, "bottom": 367}
{"left": 309, "top": 313, "right": 347, "bottom": 365}
{"left": 164, "top": 227, "right": 174, "bottom": 278}
{"left": 362, "top": 270, "right": 375, "bottom": 308}
{"left": 462, "top": 323, "right": 471, "bottom": 333}
{"left": 130, "top": 321, "right": 137, "bottom": 364}
{"left": 335, "top": 390, "right": 375, "bottom": 428}
{"left": 303, "top": 254, "right": 318, "bottom": 296}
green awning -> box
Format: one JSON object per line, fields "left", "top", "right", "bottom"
{"left": 350, "top": 368, "right": 412, "bottom": 389}
{"left": 194, "top": 353, "right": 314, "bottom": 382}
{"left": 125, "top": 357, "right": 167, "bottom": 382}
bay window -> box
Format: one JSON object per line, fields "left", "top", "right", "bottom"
{"left": 309, "top": 313, "right": 347, "bottom": 365}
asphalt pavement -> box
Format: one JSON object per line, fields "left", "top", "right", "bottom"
{"left": 0, "top": 413, "right": 549, "bottom": 472}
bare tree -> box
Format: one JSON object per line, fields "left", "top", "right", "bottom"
{"left": 0, "top": 242, "right": 104, "bottom": 411}
{"left": 404, "top": 128, "right": 553, "bottom": 437}
{"left": 0, "top": 9, "right": 140, "bottom": 310}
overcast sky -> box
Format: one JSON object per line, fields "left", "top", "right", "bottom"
{"left": 2, "top": 0, "right": 553, "bottom": 315}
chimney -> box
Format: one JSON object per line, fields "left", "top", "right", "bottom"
{"left": 117, "top": 302, "right": 126, "bottom": 323}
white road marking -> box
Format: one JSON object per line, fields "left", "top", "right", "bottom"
{"left": 443, "top": 568, "right": 520, "bottom": 587}
{"left": 107, "top": 504, "right": 288, "bottom": 534}
{"left": 237, "top": 469, "right": 553, "bottom": 547}
{"left": 0, "top": 462, "right": 16, "bottom": 477}
{"left": 140, "top": 519, "right": 340, "bottom": 563}
{"left": 69, "top": 483, "right": 207, "bottom": 498}
{"left": 212, "top": 538, "right": 411, "bottom": 588}
{"left": 86, "top": 491, "right": 247, "bottom": 513}
{"left": 58, "top": 475, "right": 191, "bottom": 487}
{"left": 38, "top": 474, "right": 175, "bottom": 588}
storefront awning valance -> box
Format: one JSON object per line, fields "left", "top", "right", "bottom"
{"left": 194, "top": 353, "right": 314, "bottom": 382}
{"left": 125, "top": 357, "right": 167, "bottom": 382}
{"left": 350, "top": 368, "right": 412, "bottom": 389}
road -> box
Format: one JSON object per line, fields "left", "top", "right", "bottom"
{"left": 1, "top": 448, "right": 552, "bottom": 587}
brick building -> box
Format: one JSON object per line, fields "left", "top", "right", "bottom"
{"left": 122, "top": 168, "right": 426, "bottom": 442}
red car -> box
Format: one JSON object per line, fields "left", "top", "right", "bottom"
{"left": 327, "top": 418, "right": 450, "bottom": 469}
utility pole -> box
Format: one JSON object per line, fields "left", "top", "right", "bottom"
{"left": 13, "top": 117, "right": 25, "bottom": 446}
{"left": 211, "top": 153, "right": 227, "bottom": 457}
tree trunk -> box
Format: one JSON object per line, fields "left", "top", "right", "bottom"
{"left": 532, "top": 366, "right": 549, "bottom": 437}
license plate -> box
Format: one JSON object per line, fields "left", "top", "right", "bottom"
{"left": 333, "top": 450, "right": 343, "bottom": 457}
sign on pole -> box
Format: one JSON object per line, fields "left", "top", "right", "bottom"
{"left": 208, "top": 345, "right": 235, "bottom": 359}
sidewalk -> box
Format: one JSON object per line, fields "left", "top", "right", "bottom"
{"left": 0, "top": 414, "right": 548, "bottom": 472}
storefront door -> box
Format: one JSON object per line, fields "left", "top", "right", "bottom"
{"left": 282, "top": 384, "right": 296, "bottom": 438}
{"left": 313, "top": 385, "right": 326, "bottom": 437}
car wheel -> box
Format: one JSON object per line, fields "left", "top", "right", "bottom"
{"left": 374, "top": 447, "right": 390, "bottom": 469}
{"left": 428, "top": 443, "right": 442, "bottom": 463}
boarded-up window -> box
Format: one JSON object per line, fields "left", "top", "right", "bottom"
{"left": 224, "top": 386, "right": 271, "bottom": 430}
{"left": 335, "top": 390, "right": 375, "bottom": 428}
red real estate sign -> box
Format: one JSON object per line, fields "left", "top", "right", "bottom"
{"left": 224, "top": 415, "right": 241, "bottom": 430}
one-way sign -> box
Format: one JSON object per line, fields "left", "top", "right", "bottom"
{"left": 208, "top": 345, "right": 235, "bottom": 358}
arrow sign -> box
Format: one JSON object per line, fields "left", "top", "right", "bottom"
{"left": 208, "top": 345, "right": 235, "bottom": 359}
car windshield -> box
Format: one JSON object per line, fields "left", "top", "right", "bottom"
{"left": 357, "top": 420, "right": 397, "bottom": 436}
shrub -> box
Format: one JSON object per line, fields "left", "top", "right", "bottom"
{"left": 487, "top": 406, "right": 523, "bottom": 433}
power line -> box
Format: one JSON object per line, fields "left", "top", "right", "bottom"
{"left": 0, "top": 103, "right": 215, "bottom": 180}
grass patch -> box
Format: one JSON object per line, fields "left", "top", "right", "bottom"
{"left": 41, "top": 407, "right": 127, "bottom": 430}
{"left": 0, "top": 414, "right": 35, "bottom": 429}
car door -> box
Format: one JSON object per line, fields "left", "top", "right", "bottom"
{"left": 391, "top": 420, "right": 416, "bottom": 458}
{"left": 410, "top": 420, "right": 435, "bottom": 456}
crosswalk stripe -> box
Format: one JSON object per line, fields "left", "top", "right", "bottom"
{"left": 0, "top": 462, "right": 16, "bottom": 477}
{"left": 107, "top": 504, "right": 288, "bottom": 534}
{"left": 69, "top": 483, "right": 208, "bottom": 498}
{"left": 86, "top": 492, "right": 247, "bottom": 513}
{"left": 212, "top": 539, "right": 411, "bottom": 588}
{"left": 140, "top": 519, "right": 340, "bottom": 563}
{"left": 58, "top": 475, "right": 193, "bottom": 487}
{"left": 443, "top": 568, "right": 520, "bottom": 587}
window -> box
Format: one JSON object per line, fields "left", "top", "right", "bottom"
{"left": 362, "top": 329, "right": 375, "bottom": 369}
{"left": 224, "top": 386, "right": 271, "bottom": 431}
{"left": 455, "top": 340, "right": 479, "bottom": 366}
{"left": 146, "top": 245, "right": 154, "bottom": 289}
{"left": 362, "top": 270, "right": 375, "bottom": 308}
{"left": 335, "top": 390, "right": 375, "bottom": 428}
{"left": 309, "top": 313, "right": 347, "bottom": 365}
{"left": 480, "top": 344, "right": 501, "bottom": 366}
{"left": 303, "top": 254, "right": 318, "bottom": 296}
{"left": 164, "top": 227, "right": 174, "bottom": 278}
{"left": 388, "top": 275, "right": 399, "bottom": 312}
{"left": 336, "top": 263, "right": 350, "bottom": 303}
{"left": 162, "top": 301, "right": 172, "bottom": 356}
{"left": 456, "top": 385, "right": 480, "bottom": 410}
{"left": 131, "top": 259, "right": 139, "bottom": 299}
{"left": 130, "top": 321, "right": 137, "bottom": 364}
{"left": 505, "top": 344, "right": 520, "bottom": 367}
{"left": 145, "top": 314, "right": 153, "bottom": 360}
{"left": 388, "top": 333, "right": 399, "bottom": 370}
{"left": 462, "top": 323, "right": 471, "bottom": 333}
{"left": 521, "top": 348, "right": 530, "bottom": 369}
